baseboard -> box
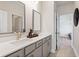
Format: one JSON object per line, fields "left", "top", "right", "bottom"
{"left": 50, "top": 49, "right": 56, "bottom": 53}
{"left": 71, "top": 45, "right": 79, "bottom": 57}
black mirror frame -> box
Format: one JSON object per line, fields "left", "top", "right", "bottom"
{"left": 74, "top": 8, "right": 79, "bottom": 27}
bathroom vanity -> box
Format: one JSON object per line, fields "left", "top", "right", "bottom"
{"left": 0, "top": 1, "right": 52, "bottom": 57}
{"left": 5, "top": 34, "right": 51, "bottom": 57}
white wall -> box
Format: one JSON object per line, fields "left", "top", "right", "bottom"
{"left": 73, "top": 1, "right": 79, "bottom": 56}
{"left": 41, "top": 1, "right": 55, "bottom": 52}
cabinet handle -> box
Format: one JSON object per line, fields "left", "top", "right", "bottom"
{"left": 36, "top": 41, "right": 42, "bottom": 48}
{"left": 38, "top": 42, "right": 42, "bottom": 46}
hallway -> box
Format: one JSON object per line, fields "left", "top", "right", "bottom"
{"left": 49, "top": 37, "right": 76, "bottom": 57}
{"left": 53, "top": 1, "right": 75, "bottom": 57}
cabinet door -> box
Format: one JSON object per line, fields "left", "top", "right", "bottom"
{"left": 7, "top": 49, "right": 24, "bottom": 57}
{"left": 26, "top": 53, "right": 34, "bottom": 57}
{"left": 43, "top": 41, "right": 49, "bottom": 57}
{"left": 25, "top": 43, "right": 35, "bottom": 55}
{"left": 7, "top": 52, "right": 19, "bottom": 57}
{"left": 27, "top": 46, "right": 42, "bottom": 57}
{"left": 33, "top": 46, "right": 42, "bottom": 57}
{"left": 18, "top": 49, "right": 24, "bottom": 57}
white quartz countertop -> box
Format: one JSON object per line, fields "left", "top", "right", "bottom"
{"left": 0, "top": 33, "right": 51, "bottom": 57}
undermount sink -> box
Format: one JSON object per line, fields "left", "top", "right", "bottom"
{"left": 11, "top": 38, "right": 30, "bottom": 45}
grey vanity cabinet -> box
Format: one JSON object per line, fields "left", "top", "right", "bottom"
{"left": 6, "top": 35, "right": 51, "bottom": 57}
{"left": 27, "top": 46, "right": 42, "bottom": 57}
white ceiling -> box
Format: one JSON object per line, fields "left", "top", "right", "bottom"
{"left": 55, "top": 1, "right": 74, "bottom": 6}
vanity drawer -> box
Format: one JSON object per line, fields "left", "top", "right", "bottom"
{"left": 36, "top": 40, "right": 42, "bottom": 48}
{"left": 25, "top": 43, "right": 35, "bottom": 55}
{"left": 43, "top": 35, "right": 51, "bottom": 43}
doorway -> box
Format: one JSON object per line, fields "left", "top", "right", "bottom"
{"left": 59, "top": 13, "right": 73, "bottom": 49}
{"left": 55, "top": 1, "right": 74, "bottom": 50}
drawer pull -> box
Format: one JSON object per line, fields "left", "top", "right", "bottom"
{"left": 36, "top": 41, "right": 42, "bottom": 48}
{"left": 38, "top": 42, "right": 42, "bottom": 46}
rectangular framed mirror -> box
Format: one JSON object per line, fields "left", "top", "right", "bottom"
{"left": 0, "top": 1, "right": 26, "bottom": 34}
{"left": 32, "top": 10, "right": 41, "bottom": 33}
